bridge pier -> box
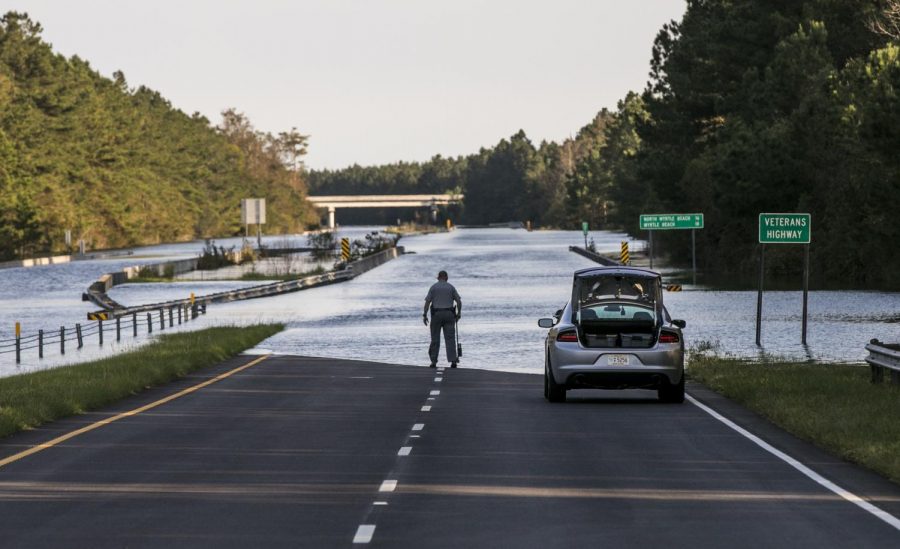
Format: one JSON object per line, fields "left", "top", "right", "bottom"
{"left": 328, "top": 206, "right": 336, "bottom": 229}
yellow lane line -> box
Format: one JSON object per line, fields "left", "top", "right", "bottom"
{"left": 0, "top": 355, "right": 271, "bottom": 469}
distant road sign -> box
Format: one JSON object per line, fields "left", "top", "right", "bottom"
{"left": 581, "top": 221, "right": 589, "bottom": 235}
{"left": 759, "top": 213, "right": 810, "bottom": 244}
{"left": 640, "top": 213, "right": 704, "bottom": 230}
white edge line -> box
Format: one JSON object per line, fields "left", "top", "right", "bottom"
{"left": 353, "top": 524, "right": 376, "bottom": 544}
{"left": 686, "top": 394, "right": 900, "bottom": 532}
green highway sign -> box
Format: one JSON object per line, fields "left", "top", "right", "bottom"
{"left": 759, "top": 213, "right": 810, "bottom": 244}
{"left": 639, "top": 213, "right": 704, "bottom": 230}
{"left": 581, "top": 221, "right": 589, "bottom": 235}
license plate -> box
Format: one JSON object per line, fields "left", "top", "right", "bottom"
{"left": 607, "top": 354, "right": 629, "bottom": 366}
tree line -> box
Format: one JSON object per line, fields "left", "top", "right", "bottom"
{"left": 310, "top": 1, "right": 900, "bottom": 289}
{"left": 0, "top": 12, "right": 318, "bottom": 261}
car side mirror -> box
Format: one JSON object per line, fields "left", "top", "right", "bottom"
{"left": 538, "top": 318, "right": 555, "bottom": 328}
{"left": 672, "top": 319, "right": 686, "bottom": 329}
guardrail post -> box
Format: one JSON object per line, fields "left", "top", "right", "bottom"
{"left": 201, "top": 304, "right": 207, "bottom": 314}
{"left": 133, "top": 313, "right": 138, "bottom": 337}
{"left": 15, "top": 336, "right": 20, "bottom": 364}
{"left": 177, "top": 306, "right": 182, "bottom": 325}
{"left": 38, "top": 329, "right": 43, "bottom": 359}
{"left": 147, "top": 313, "right": 153, "bottom": 334}
{"left": 98, "top": 319, "right": 104, "bottom": 346}
{"left": 169, "top": 307, "right": 174, "bottom": 327}
{"left": 159, "top": 309, "right": 164, "bottom": 330}
{"left": 116, "top": 317, "right": 121, "bottom": 342}
{"left": 76, "top": 323, "right": 83, "bottom": 349}
{"left": 60, "top": 326, "right": 65, "bottom": 354}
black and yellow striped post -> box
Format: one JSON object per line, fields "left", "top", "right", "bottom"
{"left": 87, "top": 311, "right": 109, "bottom": 321}
{"left": 341, "top": 237, "right": 351, "bottom": 261}
{"left": 620, "top": 242, "right": 630, "bottom": 265}
{"left": 666, "top": 284, "right": 683, "bottom": 292}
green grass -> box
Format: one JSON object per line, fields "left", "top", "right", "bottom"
{"left": 0, "top": 324, "right": 283, "bottom": 439}
{"left": 689, "top": 356, "right": 900, "bottom": 483}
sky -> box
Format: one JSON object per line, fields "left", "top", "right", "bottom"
{"left": 11, "top": 0, "right": 686, "bottom": 170}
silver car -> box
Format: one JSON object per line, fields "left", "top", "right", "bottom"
{"left": 538, "top": 266, "right": 686, "bottom": 403}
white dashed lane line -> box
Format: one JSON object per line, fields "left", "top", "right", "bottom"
{"left": 352, "top": 368, "right": 447, "bottom": 544}
{"left": 353, "top": 524, "right": 376, "bottom": 544}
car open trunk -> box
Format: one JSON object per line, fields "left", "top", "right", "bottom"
{"left": 571, "top": 269, "right": 663, "bottom": 349}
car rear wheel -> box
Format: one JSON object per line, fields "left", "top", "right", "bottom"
{"left": 657, "top": 374, "right": 685, "bottom": 403}
{"left": 545, "top": 357, "right": 566, "bottom": 403}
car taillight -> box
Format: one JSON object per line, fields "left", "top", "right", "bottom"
{"left": 557, "top": 331, "right": 578, "bottom": 343}
{"left": 659, "top": 332, "right": 680, "bottom": 344}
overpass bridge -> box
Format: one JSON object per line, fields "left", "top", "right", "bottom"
{"left": 307, "top": 194, "right": 464, "bottom": 228}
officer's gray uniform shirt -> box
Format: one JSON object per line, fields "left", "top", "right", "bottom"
{"left": 425, "top": 281, "right": 461, "bottom": 363}
{"left": 425, "top": 281, "right": 461, "bottom": 310}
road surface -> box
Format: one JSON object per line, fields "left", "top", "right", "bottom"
{"left": 0, "top": 356, "right": 897, "bottom": 547}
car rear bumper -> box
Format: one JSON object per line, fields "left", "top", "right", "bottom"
{"left": 549, "top": 346, "right": 683, "bottom": 389}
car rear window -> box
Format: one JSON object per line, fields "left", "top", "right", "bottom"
{"left": 577, "top": 274, "right": 660, "bottom": 307}
{"left": 578, "top": 303, "right": 656, "bottom": 323}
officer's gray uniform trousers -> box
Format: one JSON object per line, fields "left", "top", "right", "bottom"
{"left": 429, "top": 309, "right": 458, "bottom": 363}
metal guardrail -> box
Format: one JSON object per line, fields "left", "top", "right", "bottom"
{"left": 568, "top": 246, "right": 621, "bottom": 266}
{"left": 865, "top": 339, "right": 900, "bottom": 384}
{"left": 0, "top": 304, "right": 206, "bottom": 365}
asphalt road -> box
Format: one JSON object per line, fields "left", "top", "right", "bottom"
{"left": 0, "top": 356, "right": 897, "bottom": 548}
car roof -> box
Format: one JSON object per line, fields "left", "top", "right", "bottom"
{"left": 574, "top": 266, "right": 660, "bottom": 279}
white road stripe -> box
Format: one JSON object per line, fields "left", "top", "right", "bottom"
{"left": 434, "top": 377, "right": 442, "bottom": 382}
{"left": 379, "top": 480, "right": 397, "bottom": 492}
{"left": 374, "top": 501, "right": 388, "bottom": 506}
{"left": 430, "top": 390, "right": 440, "bottom": 396}
{"left": 410, "top": 434, "right": 420, "bottom": 438}
{"left": 421, "top": 405, "right": 432, "bottom": 411}
{"left": 687, "top": 394, "right": 900, "bottom": 532}
{"left": 353, "top": 524, "right": 376, "bottom": 544}
{"left": 412, "top": 423, "right": 425, "bottom": 431}
{"left": 427, "top": 397, "right": 435, "bottom": 401}
{"left": 398, "top": 446, "right": 412, "bottom": 456}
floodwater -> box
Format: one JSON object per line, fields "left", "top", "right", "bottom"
{"left": 3, "top": 228, "right": 900, "bottom": 376}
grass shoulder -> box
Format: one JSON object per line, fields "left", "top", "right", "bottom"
{"left": 0, "top": 324, "right": 283, "bottom": 439}
{"left": 688, "top": 355, "right": 900, "bottom": 483}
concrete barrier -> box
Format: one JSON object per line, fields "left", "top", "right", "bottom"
{"left": 86, "top": 246, "right": 404, "bottom": 318}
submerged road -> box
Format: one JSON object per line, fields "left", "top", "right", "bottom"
{"left": 0, "top": 356, "right": 897, "bottom": 548}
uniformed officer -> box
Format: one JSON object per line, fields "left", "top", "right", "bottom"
{"left": 423, "top": 270, "right": 462, "bottom": 368}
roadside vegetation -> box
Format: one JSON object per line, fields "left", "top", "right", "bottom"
{"left": 688, "top": 355, "right": 900, "bottom": 483}
{"left": 0, "top": 12, "right": 317, "bottom": 261}
{"left": 0, "top": 324, "right": 283, "bottom": 438}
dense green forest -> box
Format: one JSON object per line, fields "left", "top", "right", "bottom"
{"left": 311, "top": 1, "right": 900, "bottom": 288}
{"left": 0, "top": 12, "right": 318, "bottom": 260}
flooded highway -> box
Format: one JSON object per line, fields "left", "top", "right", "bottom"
{"left": 3, "top": 228, "right": 900, "bottom": 375}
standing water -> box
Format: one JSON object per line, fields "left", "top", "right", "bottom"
{"left": 4, "top": 228, "right": 900, "bottom": 374}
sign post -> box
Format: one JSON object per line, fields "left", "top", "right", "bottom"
{"left": 639, "top": 214, "right": 704, "bottom": 279}
{"left": 757, "top": 213, "right": 811, "bottom": 345}
{"left": 581, "top": 221, "right": 589, "bottom": 249}
{"left": 241, "top": 198, "right": 266, "bottom": 248}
